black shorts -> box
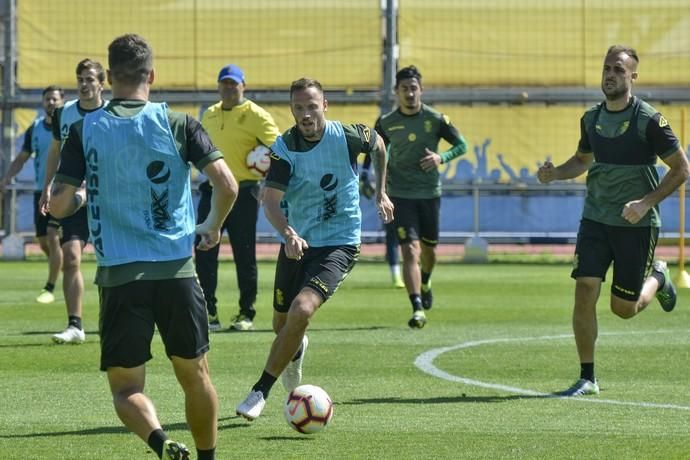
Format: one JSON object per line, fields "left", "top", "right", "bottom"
{"left": 571, "top": 218, "right": 658, "bottom": 301}
{"left": 98, "top": 277, "right": 209, "bottom": 371}
{"left": 390, "top": 197, "right": 440, "bottom": 246}
{"left": 58, "top": 206, "right": 89, "bottom": 246}
{"left": 33, "top": 192, "right": 58, "bottom": 238}
{"left": 273, "top": 244, "right": 359, "bottom": 313}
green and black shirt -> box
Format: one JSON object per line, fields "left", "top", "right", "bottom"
{"left": 577, "top": 96, "right": 680, "bottom": 227}
{"left": 375, "top": 104, "right": 466, "bottom": 199}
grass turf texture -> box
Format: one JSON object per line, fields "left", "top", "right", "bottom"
{"left": 0, "top": 259, "right": 688, "bottom": 459}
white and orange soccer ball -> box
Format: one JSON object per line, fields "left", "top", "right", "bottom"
{"left": 284, "top": 384, "right": 334, "bottom": 434}
{"left": 246, "top": 145, "right": 271, "bottom": 177}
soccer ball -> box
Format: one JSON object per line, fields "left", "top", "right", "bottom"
{"left": 246, "top": 144, "right": 271, "bottom": 177}
{"left": 284, "top": 384, "right": 334, "bottom": 434}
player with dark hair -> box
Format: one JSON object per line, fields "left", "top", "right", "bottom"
{"left": 40, "top": 58, "right": 107, "bottom": 344}
{"left": 538, "top": 45, "right": 689, "bottom": 397}
{"left": 1, "top": 86, "right": 65, "bottom": 303}
{"left": 377, "top": 65, "right": 468, "bottom": 328}
{"left": 49, "top": 33, "right": 237, "bottom": 460}
{"left": 235, "top": 77, "right": 394, "bottom": 421}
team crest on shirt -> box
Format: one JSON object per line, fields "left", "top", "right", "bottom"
{"left": 361, "top": 126, "right": 371, "bottom": 143}
{"left": 424, "top": 120, "right": 432, "bottom": 133}
{"left": 61, "top": 123, "right": 70, "bottom": 142}
{"left": 658, "top": 115, "right": 669, "bottom": 128}
{"left": 616, "top": 121, "right": 630, "bottom": 136}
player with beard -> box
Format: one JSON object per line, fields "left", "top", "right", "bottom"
{"left": 235, "top": 77, "right": 394, "bottom": 421}
{"left": 538, "top": 45, "right": 689, "bottom": 396}
{"left": 375, "top": 65, "right": 467, "bottom": 328}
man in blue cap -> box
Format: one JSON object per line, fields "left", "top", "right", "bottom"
{"left": 195, "top": 64, "right": 281, "bottom": 331}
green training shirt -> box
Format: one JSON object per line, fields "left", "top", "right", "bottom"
{"left": 375, "top": 104, "right": 466, "bottom": 199}
{"left": 577, "top": 96, "right": 680, "bottom": 227}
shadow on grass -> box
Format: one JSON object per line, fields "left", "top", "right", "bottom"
{"left": 0, "top": 425, "right": 131, "bottom": 439}
{"left": 213, "top": 326, "right": 388, "bottom": 334}
{"left": 1, "top": 415, "right": 256, "bottom": 439}
{"left": 19, "top": 330, "right": 100, "bottom": 336}
{"left": 343, "top": 394, "right": 554, "bottom": 405}
{"left": 261, "top": 436, "right": 313, "bottom": 441}
{"left": 0, "top": 331, "right": 101, "bottom": 348}
{"left": 0, "top": 342, "right": 54, "bottom": 348}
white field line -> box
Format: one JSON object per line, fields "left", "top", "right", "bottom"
{"left": 414, "top": 331, "right": 690, "bottom": 411}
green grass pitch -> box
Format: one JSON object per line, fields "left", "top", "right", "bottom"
{"left": 0, "top": 259, "right": 689, "bottom": 459}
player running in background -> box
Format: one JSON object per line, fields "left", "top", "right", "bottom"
{"left": 0, "top": 86, "right": 64, "bottom": 304}
{"left": 538, "top": 45, "right": 689, "bottom": 397}
{"left": 377, "top": 65, "right": 468, "bottom": 328}
{"left": 40, "top": 59, "right": 107, "bottom": 344}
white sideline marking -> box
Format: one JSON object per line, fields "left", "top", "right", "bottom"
{"left": 414, "top": 332, "right": 690, "bottom": 411}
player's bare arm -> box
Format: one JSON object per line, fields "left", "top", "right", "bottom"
{"left": 369, "top": 134, "right": 394, "bottom": 223}
{"left": 537, "top": 151, "right": 593, "bottom": 183}
{"left": 48, "top": 181, "right": 85, "bottom": 219}
{"left": 263, "top": 186, "right": 308, "bottom": 260}
{"left": 39, "top": 139, "right": 62, "bottom": 214}
{"left": 0, "top": 150, "right": 31, "bottom": 191}
{"left": 622, "top": 147, "right": 690, "bottom": 224}
{"left": 196, "top": 158, "right": 238, "bottom": 250}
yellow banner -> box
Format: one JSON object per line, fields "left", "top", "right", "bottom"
{"left": 17, "top": 0, "right": 380, "bottom": 89}
{"left": 14, "top": 101, "right": 689, "bottom": 185}
{"left": 400, "top": 0, "right": 690, "bottom": 86}
{"left": 437, "top": 102, "right": 689, "bottom": 183}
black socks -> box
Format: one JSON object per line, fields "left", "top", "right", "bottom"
{"left": 580, "top": 362, "right": 595, "bottom": 382}
{"left": 147, "top": 429, "right": 167, "bottom": 459}
{"left": 68, "top": 315, "right": 82, "bottom": 330}
{"left": 409, "top": 294, "right": 423, "bottom": 312}
{"left": 252, "top": 370, "right": 278, "bottom": 399}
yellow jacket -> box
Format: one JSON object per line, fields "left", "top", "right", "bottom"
{"left": 201, "top": 99, "right": 280, "bottom": 183}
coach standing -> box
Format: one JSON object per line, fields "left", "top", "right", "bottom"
{"left": 195, "top": 64, "right": 281, "bottom": 331}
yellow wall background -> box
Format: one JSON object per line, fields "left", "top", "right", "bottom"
{"left": 13, "top": 0, "right": 690, "bottom": 184}
{"left": 399, "top": 0, "right": 690, "bottom": 86}
{"left": 17, "top": 0, "right": 381, "bottom": 90}
{"left": 437, "top": 103, "right": 690, "bottom": 182}
{"left": 14, "top": 101, "right": 690, "bottom": 184}
{"left": 18, "top": 0, "right": 690, "bottom": 89}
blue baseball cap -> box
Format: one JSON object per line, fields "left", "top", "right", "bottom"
{"left": 217, "top": 64, "right": 244, "bottom": 83}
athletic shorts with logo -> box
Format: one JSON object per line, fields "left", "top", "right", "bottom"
{"left": 390, "top": 196, "right": 440, "bottom": 246}
{"left": 273, "top": 244, "right": 359, "bottom": 313}
{"left": 571, "top": 218, "right": 658, "bottom": 301}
